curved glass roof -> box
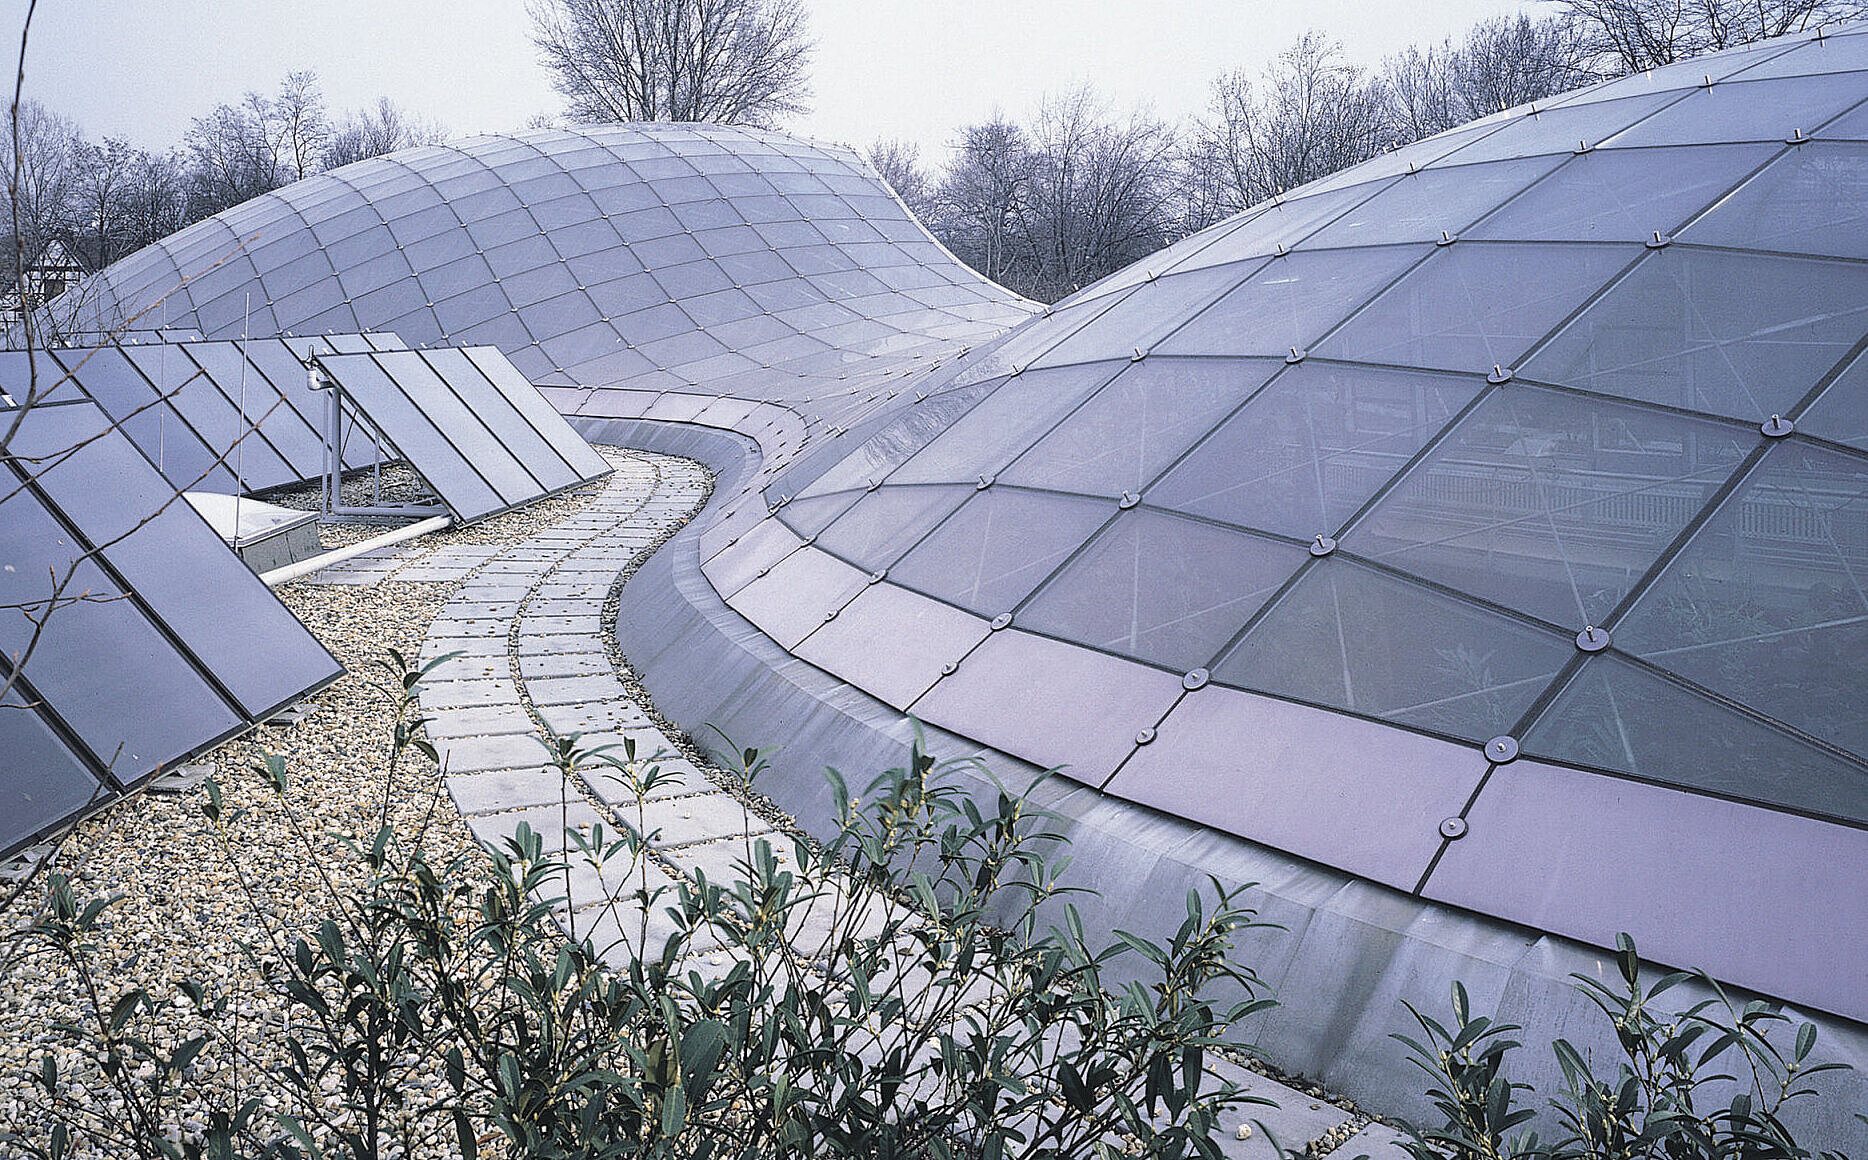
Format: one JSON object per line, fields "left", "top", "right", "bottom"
{"left": 726, "top": 28, "right": 1868, "bottom": 1016}
{"left": 76, "top": 125, "right": 1034, "bottom": 430}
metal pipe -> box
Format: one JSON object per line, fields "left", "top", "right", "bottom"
{"left": 259, "top": 514, "right": 452, "bottom": 587}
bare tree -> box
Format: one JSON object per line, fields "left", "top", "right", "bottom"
{"left": 273, "top": 70, "right": 330, "bottom": 181}
{"left": 323, "top": 97, "right": 447, "bottom": 169}
{"left": 0, "top": 98, "right": 80, "bottom": 289}
{"left": 1014, "top": 88, "right": 1178, "bottom": 301}
{"left": 866, "top": 138, "right": 934, "bottom": 224}
{"left": 932, "top": 115, "right": 1029, "bottom": 291}
{"left": 1549, "top": 0, "right": 1868, "bottom": 74}
{"left": 1189, "top": 33, "right": 1391, "bottom": 221}
{"left": 529, "top": 0, "right": 813, "bottom": 127}
{"left": 1383, "top": 14, "right": 1592, "bottom": 143}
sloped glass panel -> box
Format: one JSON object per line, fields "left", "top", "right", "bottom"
{"left": 1471, "top": 144, "right": 1777, "bottom": 242}
{"left": 1679, "top": 142, "right": 1868, "bottom": 260}
{"left": 792, "top": 381, "right": 1002, "bottom": 498}
{"left": 1178, "top": 181, "right": 1387, "bottom": 267}
{"left": 0, "top": 477, "right": 240, "bottom": 783}
{"left": 1020, "top": 510, "right": 1308, "bottom": 671}
{"left": 1606, "top": 77, "right": 1867, "bottom": 148}
{"left": 1215, "top": 558, "right": 1573, "bottom": 740}
{"left": 1316, "top": 243, "right": 1636, "bottom": 373}
{"left": 889, "top": 489, "right": 1113, "bottom": 616}
{"left": 181, "top": 342, "right": 323, "bottom": 471}
{"left": 1727, "top": 30, "right": 1868, "bottom": 80}
{"left": 1440, "top": 92, "right": 1683, "bottom": 164}
{"left": 1352, "top": 387, "right": 1750, "bottom": 628}
{"left": 421, "top": 348, "right": 584, "bottom": 492}
{"left": 1520, "top": 249, "right": 1868, "bottom": 419}
{"left": 999, "top": 357, "right": 1277, "bottom": 498}
{"left": 812, "top": 484, "right": 973, "bottom": 570}
{"left": 46, "top": 348, "right": 230, "bottom": 491}
{"left": 1615, "top": 441, "right": 1868, "bottom": 759}
{"left": 14, "top": 403, "right": 342, "bottom": 718}
{"left": 1031, "top": 261, "right": 1266, "bottom": 367}
{"left": 1149, "top": 363, "right": 1482, "bottom": 538}
{"left": 1523, "top": 655, "right": 1868, "bottom": 822}
{"left": 0, "top": 690, "right": 102, "bottom": 856}
{"left": 1305, "top": 156, "right": 1565, "bottom": 248}
{"left": 1798, "top": 349, "right": 1868, "bottom": 451}
{"left": 1155, "top": 246, "right": 1430, "bottom": 358}
{"left": 891, "top": 365, "right": 1119, "bottom": 485}
{"left": 121, "top": 345, "right": 296, "bottom": 489}
{"left": 317, "top": 354, "right": 503, "bottom": 520}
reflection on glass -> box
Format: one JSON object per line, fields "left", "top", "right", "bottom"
{"left": 1149, "top": 363, "right": 1480, "bottom": 538}
{"left": 1523, "top": 654, "right": 1868, "bottom": 822}
{"left": 890, "top": 488, "right": 1113, "bottom": 616}
{"left": 1353, "top": 386, "right": 1749, "bottom": 628}
{"left": 1020, "top": 510, "right": 1307, "bottom": 671}
{"left": 1215, "top": 558, "right": 1573, "bottom": 740}
{"left": 1616, "top": 441, "right": 1868, "bottom": 760}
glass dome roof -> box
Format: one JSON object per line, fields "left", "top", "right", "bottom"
{"left": 719, "top": 27, "right": 1868, "bottom": 1018}
{"left": 75, "top": 124, "right": 1034, "bottom": 426}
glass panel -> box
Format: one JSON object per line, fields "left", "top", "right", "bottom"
{"left": 421, "top": 348, "right": 580, "bottom": 492}
{"left": 1178, "top": 181, "right": 1384, "bottom": 268}
{"left": 792, "top": 381, "right": 1002, "bottom": 498}
{"left": 1031, "top": 261, "right": 1266, "bottom": 366}
{"left": 121, "top": 344, "right": 296, "bottom": 489}
{"left": 889, "top": 488, "right": 1113, "bottom": 615}
{"left": 1304, "top": 156, "right": 1565, "bottom": 248}
{"left": 14, "top": 404, "right": 341, "bottom": 718}
{"left": 1799, "top": 349, "right": 1868, "bottom": 451}
{"left": 0, "top": 471, "right": 240, "bottom": 782}
{"left": 1316, "top": 242, "right": 1636, "bottom": 373}
{"left": 0, "top": 690, "right": 102, "bottom": 853}
{"left": 1615, "top": 441, "right": 1868, "bottom": 760}
{"left": 461, "top": 347, "right": 613, "bottom": 479}
{"left": 1154, "top": 246, "right": 1429, "bottom": 358}
{"left": 1523, "top": 654, "right": 1868, "bottom": 822}
{"left": 812, "top": 484, "right": 973, "bottom": 570}
{"left": 1727, "top": 30, "right": 1868, "bottom": 80}
{"left": 890, "top": 365, "right": 1118, "bottom": 485}
{"left": 1470, "top": 144, "right": 1778, "bottom": 242}
{"left": 47, "top": 348, "right": 230, "bottom": 491}
{"left": 1215, "top": 558, "right": 1573, "bottom": 741}
{"left": 1606, "top": 77, "right": 1866, "bottom": 148}
{"left": 999, "top": 357, "right": 1277, "bottom": 497}
{"left": 1439, "top": 92, "right": 1683, "bottom": 164}
{"left": 318, "top": 353, "right": 504, "bottom": 520}
{"left": 1352, "top": 386, "right": 1750, "bottom": 628}
{"left": 1678, "top": 142, "right": 1868, "bottom": 260}
{"left": 1520, "top": 249, "right": 1868, "bottom": 419}
{"left": 181, "top": 342, "right": 322, "bottom": 472}
{"left": 1020, "top": 509, "right": 1308, "bottom": 671}
{"left": 1149, "top": 363, "right": 1482, "bottom": 538}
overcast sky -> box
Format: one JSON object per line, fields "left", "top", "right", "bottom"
{"left": 10, "top": 0, "right": 1535, "bottom": 162}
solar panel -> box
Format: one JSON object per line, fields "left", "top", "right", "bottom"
{"left": 0, "top": 398, "right": 344, "bottom": 857}
{"left": 313, "top": 347, "right": 612, "bottom": 524}
{"left": 0, "top": 339, "right": 402, "bottom": 498}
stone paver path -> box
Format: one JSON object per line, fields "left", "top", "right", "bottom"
{"left": 403, "top": 446, "right": 1395, "bottom": 1160}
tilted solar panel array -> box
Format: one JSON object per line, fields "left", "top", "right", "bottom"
{"left": 721, "top": 28, "right": 1868, "bottom": 1019}
{"left": 0, "top": 398, "right": 344, "bottom": 857}
{"left": 0, "top": 335, "right": 406, "bottom": 495}
{"left": 315, "top": 345, "right": 613, "bottom": 524}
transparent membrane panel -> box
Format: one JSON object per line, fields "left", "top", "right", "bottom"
{"left": 1614, "top": 440, "right": 1868, "bottom": 761}
{"left": 1678, "top": 142, "right": 1868, "bottom": 260}
{"left": 889, "top": 365, "right": 1120, "bottom": 486}
{"left": 1468, "top": 144, "right": 1779, "bottom": 242}
{"left": 1303, "top": 156, "right": 1566, "bottom": 249}
{"left": 1315, "top": 242, "right": 1638, "bottom": 374}
{"left": 806, "top": 484, "right": 974, "bottom": 572}
{"left": 1349, "top": 386, "right": 1751, "bottom": 629}
{"left": 1522, "top": 654, "right": 1868, "bottom": 823}
{"left": 888, "top": 488, "right": 1115, "bottom": 617}
{"left": 1147, "top": 363, "right": 1483, "bottom": 539}
{"left": 1214, "top": 557, "right": 1573, "bottom": 741}
{"left": 1018, "top": 509, "right": 1309, "bottom": 672}
{"left": 999, "top": 357, "right": 1280, "bottom": 498}
{"left": 1520, "top": 248, "right": 1868, "bottom": 420}
{"left": 1153, "top": 246, "right": 1430, "bottom": 359}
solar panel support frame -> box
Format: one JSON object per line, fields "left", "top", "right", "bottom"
{"left": 311, "top": 357, "right": 448, "bottom": 523}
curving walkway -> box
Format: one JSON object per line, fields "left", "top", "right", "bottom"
{"left": 381, "top": 445, "right": 1404, "bottom": 1160}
